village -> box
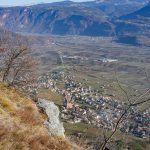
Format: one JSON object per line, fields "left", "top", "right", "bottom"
{"left": 35, "top": 70, "right": 150, "bottom": 139}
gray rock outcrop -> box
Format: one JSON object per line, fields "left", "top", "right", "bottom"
{"left": 37, "top": 98, "right": 65, "bottom": 137}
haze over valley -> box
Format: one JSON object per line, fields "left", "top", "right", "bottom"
{"left": 0, "top": 1, "right": 150, "bottom": 150}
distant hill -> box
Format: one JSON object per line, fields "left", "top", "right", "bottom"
{"left": 115, "top": 2, "right": 150, "bottom": 46}
{"left": 119, "top": 2, "right": 150, "bottom": 22}
{"left": 89, "top": 0, "right": 149, "bottom": 17}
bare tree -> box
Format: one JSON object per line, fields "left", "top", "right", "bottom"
{"left": 0, "top": 34, "right": 38, "bottom": 88}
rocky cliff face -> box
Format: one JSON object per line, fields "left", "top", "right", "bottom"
{"left": 38, "top": 99, "right": 65, "bottom": 137}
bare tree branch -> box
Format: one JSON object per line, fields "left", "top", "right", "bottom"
{"left": 100, "top": 72, "right": 150, "bottom": 150}
{"left": 0, "top": 34, "right": 38, "bottom": 90}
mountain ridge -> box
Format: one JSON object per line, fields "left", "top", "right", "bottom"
{"left": 0, "top": 3, "right": 114, "bottom": 36}
{"left": 0, "top": 1, "right": 150, "bottom": 45}
{"left": 115, "top": 2, "right": 150, "bottom": 46}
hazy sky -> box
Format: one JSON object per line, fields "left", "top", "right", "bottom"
{"left": 0, "top": 0, "right": 93, "bottom": 6}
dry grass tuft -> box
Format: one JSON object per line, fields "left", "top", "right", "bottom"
{"left": 0, "top": 97, "right": 15, "bottom": 112}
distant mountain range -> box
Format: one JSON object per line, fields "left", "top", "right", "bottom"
{"left": 0, "top": 0, "right": 150, "bottom": 46}
{"left": 0, "top": 1, "right": 114, "bottom": 36}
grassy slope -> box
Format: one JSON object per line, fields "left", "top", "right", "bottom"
{"left": 38, "top": 88, "right": 63, "bottom": 106}
{"left": 0, "top": 83, "right": 81, "bottom": 150}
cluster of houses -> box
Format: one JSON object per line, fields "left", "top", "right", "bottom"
{"left": 121, "top": 109, "right": 150, "bottom": 138}
{"left": 61, "top": 79, "right": 150, "bottom": 138}
{"left": 35, "top": 71, "right": 150, "bottom": 139}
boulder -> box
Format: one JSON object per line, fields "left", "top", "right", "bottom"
{"left": 38, "top": 98, "right": 65, "bottom": 137}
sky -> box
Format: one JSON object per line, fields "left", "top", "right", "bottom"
{"left": 0, "top": 0, "right": 93, "bottom": 6}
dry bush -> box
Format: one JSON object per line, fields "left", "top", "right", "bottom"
{"left": 29, "top": 135, "right": 72, "bottom": 150}
{"left": 16, "top": 107, "right": 43, "bottom": 125}
{"left": 0, "top": 125, "right": 78, "bottom": 150}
